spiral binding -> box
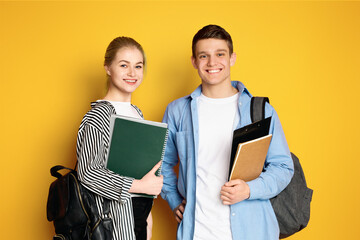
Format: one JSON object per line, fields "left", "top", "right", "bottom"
{"left": 157, "top": 128, "right": 169, "bottom": 176}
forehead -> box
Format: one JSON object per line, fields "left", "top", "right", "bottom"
{"left": 113, "top": 47, "right": 144, "bottom": 63}
{"left": 194, "top": 38, "right": 229, "bottom": 55}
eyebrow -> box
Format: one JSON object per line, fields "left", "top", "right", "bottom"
{"left": 197, "top": 49, "right": 228, "bottom": 55}
{"left": 118, "top": 60, "right": 144, "bottom": 65}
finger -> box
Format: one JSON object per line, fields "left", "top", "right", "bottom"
{"left": 225, "top": 179, "right": 241, "bottom": 187}
{"left": 150, "top": 161, "right": 162, "bottom": 174}
{"left": 220, "top": 195, "right": 231, "bottom": 202}
{"left": 178, "top": 205, "right": 184, "bottom": 213}
{"left": 175, "top": 215, "right": 181, "bottom": 223}
{"left": 176, "top": 209, "right": 183, "bottom": 219}
{"left": 221, "top": 186, "right": 233, "bottom": 193}
{"left": 156, "top": 175, "right": 164, "bottom": 183}
{"left": 222, "top": 200, "right": 231, "bottom": 205}
{"left": 220, "top": 190, "right": 231, "bottom": 197}
{"left": 220, "top": 193, "right": 233, "bottom": 201}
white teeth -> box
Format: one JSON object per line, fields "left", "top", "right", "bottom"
{"left": 125, "top": 80, "right": 136, "bottom": 83}
{"left": 208, "top": 69, "right": 220, "bottom": 73}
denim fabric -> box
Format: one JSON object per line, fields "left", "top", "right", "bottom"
{"left": 161, "top": 81, "right": 294, "bottom": 240}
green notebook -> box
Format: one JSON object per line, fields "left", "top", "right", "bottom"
{"left": 106, "top": 114, "right": 168, "bottom": 197}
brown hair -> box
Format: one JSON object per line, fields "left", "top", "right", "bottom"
{"left": 104, "top": 36, "right": 145, "bottom": 67}
{"left": 192, "top": 25, "right": 233, "bottom": 57}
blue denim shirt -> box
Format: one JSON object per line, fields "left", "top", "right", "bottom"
{"left": 161, "top": 81, "right": 294, "bottom": 240}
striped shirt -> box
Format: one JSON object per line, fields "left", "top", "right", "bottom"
{"left": 76, "top": 101, "right": 143, "bottom": 240}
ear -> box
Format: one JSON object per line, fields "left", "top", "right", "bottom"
{"left": 104, "top": 65, "right": 111, "bottom": 76}
{"left": 230, "top": 52, "right": 236, "bottom": 67}
{"left": 191, "top": 56, "right": 198, "bottom": 69}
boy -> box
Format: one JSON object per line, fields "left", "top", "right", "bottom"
{"left": 161, "top": 25, "right": 294, "bottom": 240}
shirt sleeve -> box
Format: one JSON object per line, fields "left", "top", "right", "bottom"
{"left": 247, "top": 106, "right": 294, "bottom": 200}
{"left": 160, "top": 105, "right": 183, "bottom": 211}
{"left": 77, "top": 124, "right": 134, "bottom": 204}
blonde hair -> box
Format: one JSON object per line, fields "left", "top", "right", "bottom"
{"left": 104, "top": 36, "right": 145, "bottom": 67}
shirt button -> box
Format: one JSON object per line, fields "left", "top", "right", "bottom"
{"left": 232, "top": 213, "right": 236, "bottom": 216}
{"left": 239, "top": 102, "right": 242, "bottom": 106}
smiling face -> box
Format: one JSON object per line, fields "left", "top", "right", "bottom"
{"left": 104, "top": 47, "right": 144, "bottom": 101}
{"left": 191, "top": 38, "right": 236, "bottom": 88}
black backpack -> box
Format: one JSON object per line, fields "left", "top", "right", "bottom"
{"left": 251, "top": 97, "right": 313, "bottom": 239}
{"left": 47, "top": 165, "right": 113, "bottom": 240}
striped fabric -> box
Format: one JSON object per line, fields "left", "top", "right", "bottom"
{"left": 76, "top": 101, "right": 143, "bottom": 240}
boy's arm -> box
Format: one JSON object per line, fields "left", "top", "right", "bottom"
{"left": 246, "top": 106, "right": 294, "bottom": 200}
{"left": 160, "top": 105, "right": 183, "bottom": 210}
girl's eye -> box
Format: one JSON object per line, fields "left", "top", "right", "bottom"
{"left": 120, "top": 64, "right": 127, "bottom": 68}
{"left": 135, "top": 65, "right": 143, "bottom": 69}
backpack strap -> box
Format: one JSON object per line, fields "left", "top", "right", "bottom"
{"left": 50, "top": 165, "right": 74, "bottom": 179}
{"left": 251, "top": 97, "right": 269, "bottom": 122}
{"left": 103, "top": 199, "right": 111, "bottom": 217}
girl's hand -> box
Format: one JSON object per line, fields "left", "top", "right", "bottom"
{"left": 129, "top": 161, "right": 163, "bottom": 196}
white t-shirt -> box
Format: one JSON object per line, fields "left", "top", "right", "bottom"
{"left": 100, "top": 100, "right": 141, "bottom": 119}
{"left": 194, "top": 93, "right": 240, "bottom": 240}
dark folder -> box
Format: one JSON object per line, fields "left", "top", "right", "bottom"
{"left": 229, "top": 117, "right": 272, "bottom": 179}
{"left": 106, "top": 115, "right": 168, "bottom": 197}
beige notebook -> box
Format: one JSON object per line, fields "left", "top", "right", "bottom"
{"left": 229, "top": 134, "right": 272, "bottom": 181}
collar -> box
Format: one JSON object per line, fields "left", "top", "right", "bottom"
{"left": 189, "top": 81, "right": 251, "bottom": 99}
{"left": 90, "top": 100, "right": 115, "bottom": 110}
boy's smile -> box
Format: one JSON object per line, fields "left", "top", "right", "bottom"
{"left": 207, "top": 68, "right": 222, "bottom": 74}
{"left": 191, "top": 38, "right": 236, "bottom": 89}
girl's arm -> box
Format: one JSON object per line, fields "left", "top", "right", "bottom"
{"left": 77, "top": 124, "right": 134, "bottom": 203}
{"left": 77, "top": 124, "right": 163, "bottom": 202}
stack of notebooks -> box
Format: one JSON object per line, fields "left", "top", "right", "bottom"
{"left": 105, "top": 115, "right": 169, "bottom": 198}
{"left": 106, "top": 114, "right": 272, "bottom": 195}
{"left": 228, "top": 117, "right": 272, "bottom": 181}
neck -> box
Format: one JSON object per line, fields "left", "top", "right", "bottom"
{"left": 103, "top": 89, "right": 131, "bottom": 102}
{"left": 201, "top": 81, "right": 238, "bottom": 98}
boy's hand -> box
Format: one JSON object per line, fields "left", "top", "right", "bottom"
{"left": 173, "top": 199, "right": 186, "bottom": 223}
{"left": 220, "top": 179, "right": 250, "bottom": 205}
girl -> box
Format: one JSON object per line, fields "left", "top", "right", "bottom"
{"left": 76, "top": 37, "right": 163, "bottom": 240}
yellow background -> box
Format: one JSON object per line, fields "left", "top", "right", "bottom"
{"left": 1, "top": 1, "right": 360, "bottom": 239}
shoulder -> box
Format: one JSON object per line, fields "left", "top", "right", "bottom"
{"left": 80, "top": 101, "right": 115, "bottom": 132}
{"left": 264, "top": 100, "right": 276, "bottom": 119}
{"left": 165, "top": 95, "right": 191, "bottom": 116}
{"left": 240, "top": 86, "right": 276, "bottom": 118}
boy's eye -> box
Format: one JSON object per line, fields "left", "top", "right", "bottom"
{"left": 199, "top": 55, "right": 207, "bottom": 59}
{"left": 217, "top": 53, "right": 225, "bottom": 57}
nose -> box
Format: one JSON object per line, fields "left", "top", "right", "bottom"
{"left": 127, "top": 66, "right": 135, "bottom": 77}
{"left": 207, "top": 56, "right": 216, "bottom": 67}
